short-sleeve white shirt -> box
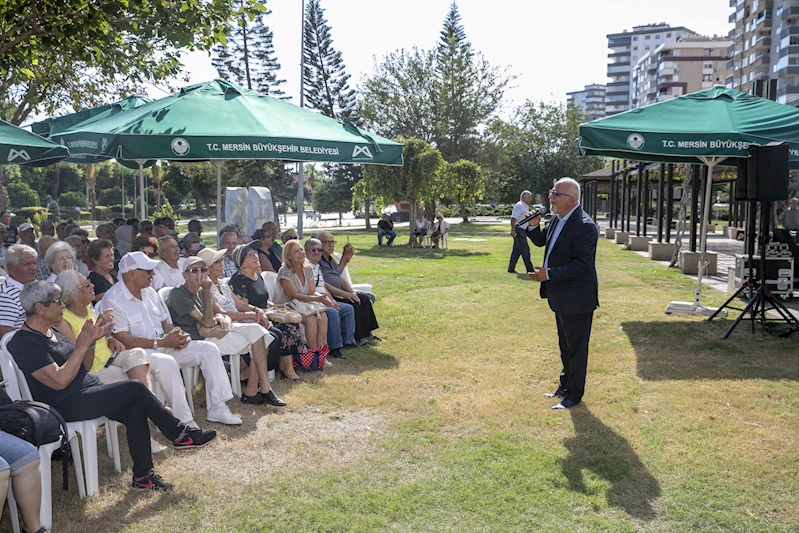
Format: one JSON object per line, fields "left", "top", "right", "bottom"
{"left": 98, "top": 280, "right": 169, "bottom": 340}
{"left": 155, "top": 261, "right": 184, "bottom": 288}
{"left": 512, "top": 200, "right": 532, "bottom": 230}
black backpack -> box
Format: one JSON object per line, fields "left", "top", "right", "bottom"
{"left": 0, "top": 386, "right": 72, "bottom": 489}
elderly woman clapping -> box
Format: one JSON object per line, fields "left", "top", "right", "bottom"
{"left": 44, "top": 241, "right": 76, "bottom": 282}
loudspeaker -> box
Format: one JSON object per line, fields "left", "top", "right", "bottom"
{"left": 735, "top": 158, "right": 749, "bottom": 201}
{"left": 746, "top": 142, "right": 790, "bottom": 201}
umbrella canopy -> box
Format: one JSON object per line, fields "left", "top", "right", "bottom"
{"left": 0, "top": 119, "right": 69, "bottom": 167}
{"left": 32, "top": 95, "right": 153, "bottom": 167}
{"left": 578, "top": 86, "right": 799, "bottom": 167}
{"left": 577, "top": 86, "right": 799, "bottom": 316}
{"left": 52, "top": 79, "right": 403, "bottom": 166}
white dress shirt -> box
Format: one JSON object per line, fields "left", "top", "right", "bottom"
{"left": 155, "top": 260, "right": 184, "bottom": 288}
{"left": 98, "top": 280, "right": 169, "bottom": 340}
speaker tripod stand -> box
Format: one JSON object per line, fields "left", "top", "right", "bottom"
{"left": 708, "top": 200, "right": 799, "bottom": 338}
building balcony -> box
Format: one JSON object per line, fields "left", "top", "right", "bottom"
{"left": 608, "top": 50, "right": 630, "bottom": 58}
{"left": 750, "top": 53, "right": 770, "bottom": 69}
{"left": 782, "top": 5, "right": 799, "bottom": 20}
{"left": 777, "top": 83, "right": 799, "bottom": 97}
{"left": 777, "top": 65, "right": 799, "bottom": 77}
{"left": 755, "top": 14, "right": 773, "bottom": 29}
{"left": 608, "top": 37, "right": 631, "bottom": 47}
{"left": 730, "top": 0, "right": 735, "bottom": 8}
{"left": 753, "top": 37, "right": 772, "bottom": 52}
{"left": 730, "top": 11, "right": 737, "bottom": 23}
{"left": 779, "top": 45, "right": 799, "bottom": 57}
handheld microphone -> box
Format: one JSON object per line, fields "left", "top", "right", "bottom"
{"left": 516, "top": 205, "right": 547, "bottom": 227}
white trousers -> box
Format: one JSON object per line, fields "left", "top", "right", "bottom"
{"left": 206, "top": 323, "right": 274, "bottom": 355}
{"left": 146, "top": 339, "right": 232, "bottom": 411}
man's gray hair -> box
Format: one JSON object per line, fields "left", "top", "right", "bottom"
{"left": 303, "top": 238, "right": 321, "bottom": 251}
{"left": 54, "top": 270, "right": 83, "bottom": 308}
{"left": 20, "top": 280, "right": 60, "bottom": 316}
{"left": 521, "top": 190, "right": 532, "bottom": 202}
{"left": 158, "top": 235, "right": 177, "bottom": 249}
{"left": 7, "top": 243, "right": 38, "bottom": 268}
{"left": 219, "top": 231, "right": 238, "bottom": 245}
{"left": 556, "top": 177, "right": 581, "bottom": 203}
{"left": 44, "top": 241, "right": 75, "bottom": 268}
{"left": 310, "top": 229, "right": 324, "bottom": 239}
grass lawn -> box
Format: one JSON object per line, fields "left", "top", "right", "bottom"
{"left": 33, "top": 223, "right": 799, "bottom": 533}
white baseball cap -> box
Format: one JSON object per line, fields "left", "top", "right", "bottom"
{"left": 18, "top": 223, "right": 34, "bottom": 232}
{"left": 118, "top": 251, "right": 160, "bottom": 274}
{"left": 179, "top": 256, "right": 208, "bottom": 272}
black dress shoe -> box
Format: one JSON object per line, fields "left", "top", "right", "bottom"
{"left": 370, "top": 334, "right": 383, "bottom": 342}
{"left": 543, "top": 387, "right": 566, "bottom": 398}
{"left": 259, "top": 390, "right": 287, "bottom": 407}
{"left": 329, "top": 348, "right": 347, "bottom": 359}
{"left": 342, "top": 343, "right": 357, "bottom": 350}
{"left": 240, "top": 393, "right": 266, "bottom": 405}
{"left": 552, "top": 398, "right": 579, "bottom": 410}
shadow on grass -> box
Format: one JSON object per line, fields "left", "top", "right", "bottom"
{"left": 622, "top": 320, "right": 799, "bottom": 381}
{"left": 355, "top": 246, "right": 490, "bottom": 259}
{"left": 309, "top": 345, "right": 399, "bottom": 377}
{"left": 562, "top": 407, "right": 660, "bottom": 520}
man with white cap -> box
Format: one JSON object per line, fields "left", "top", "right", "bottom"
{"left": 166, "top": 251, "right": 286, "bottom": 406}
{"left": 99, "top": 251, "right": 241, "bottom": 425}
{"left": 17, "top": 223, "right": 37, "bottom": 251}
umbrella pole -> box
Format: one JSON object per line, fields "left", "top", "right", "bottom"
{"left": 296, "top": 162, "right": 304, "bottom": 238}
{"left": 215, "top": 160, "right": 223, "bottom": 239}
{"left": 138, "top": 161, "right": 145, "bottom": 221}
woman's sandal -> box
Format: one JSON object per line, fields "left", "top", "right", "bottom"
{"left": 277, "top": 368, "right": 303, "bottom": 383}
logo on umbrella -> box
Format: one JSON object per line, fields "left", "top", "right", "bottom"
{"left": 7, "top": 149, "right": 31, "bottom": 163}
{"left": 101, "top": 137, "right": 108, "bottom": 152}
{"left": 171, "top": 137, "right": 190, "bottom": 156}
{"left": 352, "top": 145, "right": 373, "bottom": 159}
{"left": 626, "top": 134, "right": 645, "bottom": 150}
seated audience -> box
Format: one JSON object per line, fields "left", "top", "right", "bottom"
{"left": 153, "top": 225, "right": 169, "bottom": 239}
{"left": 56, "top": 221, "right": 69, "bottom": 241}
{"left": 115, "top": 223, "right": 134, "bottom": 257}
{"left": 272, "top": 240, "right": 332, "bottom": 358}
{"left": 431, "top": 214, "right": 449, "bottom": 249}
{"left": 64, "top": 235, "right": 90, "bottom": 276}
{"left": 138, "top": 220, "right": 154, "bottom": 238}
{"left": 305, "top": 238, "right": 355, "bottom": 357}
{"left": 36, "top": 235, "right": 55, "bottom": 280}
{"left": 96, "top": 223, "right": 120, "bottom": 268}
{"left": 262, "top": 221, "right": 282, "bottom": 257}
{"left": 219, "top": 231, "right": 239, "bottom": 278}
{"left": 133, "top": 235, "right": 166, "bottom": 290}
{"left": 155, "top": 235, "right": 184, "bottom": 287}
{"left": 281, "top": 229, "right": 298, "bottom": 244}
{"left": 377, "top": 214, "right": 396, "bottom": 247}
{"left": 0, "top": 431, "right": 45, "bottom": 533}
{"left": 0, "top": 245, "right": 38, "bottom": 336}
{"left": 100, "top": 252, "right": 241, "bottom": 425}
{"left": 166, "top": 253, "right": 285, "bottom": 406}
{"left": 87, "top": 238, "right": 117, "bottom": 303}
{"left": 0, "top": 224, "right": 7, "bottom": 263}
{"left": 318, "top": 232, "right": 380, "bottom": 345}
{"left": 10, "top": 281, "right": 217, "bottom": 491}
{"left": 45, "top": 241, "right": 77, "bottom": 283}
{"left": 39, "top": 219, "right": 55, "bottom": 237}
{"left": 17, "top": 223, "right": 37, "bottom": 251}
{"left": 182, "top": 232, "right": 203, "bottom": 257}
{"left": 253, "top": 229, "right": 281, "bottom": 273}
{"left": 228, "top": 242, "right": 306, "bottom": 381}
{"left": 411, "top": 212, "right": 431, "bottom": 248}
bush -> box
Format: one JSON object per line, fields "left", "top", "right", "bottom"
{"left": 7, "top": 182, "right": 40, "bottom": 208}
{"left": 77, "top": 211, "right": 92, "bottom": 222}
{"left": 98, "top": 188, "right": 124, "bottom": 206}
{"left": 59, "top": 191, "right": 87, "bottom": 209}
{"left": 46, "top": 200, "right": 60, "bottom": 221}
{"left": 15, "top": 207, "right": 47, "bottom": 223}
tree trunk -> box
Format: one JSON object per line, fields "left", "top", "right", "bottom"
{"left": 459, "top": 201, "right": 468, "bottom": 222}
{"left": 86, "top": 164, "right": 96, "bottom": 228}
{"left": 408, "top": 198, "right": 417, "bottom": 245}
{"left": 364, "top": 198, "right": 372, "bottom": 230}
{"left": 0, "top": 167, "right": 5, "bottom": 212}
{"left": 338, "top": 211, "right": 343, "bottom": 225}
{"left": 51, "top": 165, "right": 61, "bottom": 200}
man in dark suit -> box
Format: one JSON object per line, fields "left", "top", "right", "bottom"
{"left": 527, "top": 178, "right": 599, "bottom": 410}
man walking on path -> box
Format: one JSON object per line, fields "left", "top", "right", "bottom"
{"left": 509, "top": 190, "right": 536, "bottom": 273}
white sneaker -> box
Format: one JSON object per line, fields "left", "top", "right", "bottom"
{"left": 206, "top": 403, "right": 242, "bottom": 425}
{"left": 151, "top": 438, "right": 168, "bottom": 454}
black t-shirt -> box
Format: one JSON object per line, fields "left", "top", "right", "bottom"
{"left": 3, "top": 226, "right": 17, "bottom": 248}
{"left": 9, "top": 328, "right": 101, "bottom": 409}
{"left": 378, "top": 220, "right": 393, "bottom": 231}
{"left": 257, "top": 248, "right": 282, "bottom": 272}
{"left": 88, "top": 271, "right": 117, "bottom": 298}
{"left": 229, "top": 272, "right": 270, "bottom": 309}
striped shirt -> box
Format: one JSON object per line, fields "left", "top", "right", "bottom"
{"left": 0, "top": 277, "right": 26, "bottom": 331}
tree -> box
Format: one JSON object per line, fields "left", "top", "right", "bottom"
{"left": 313, "top": 177, "right": 352, "bottom": 224}
{"left": 7, "top": 181, "right": 39, "bottom": 208}
{"left": 442, "top": 159, "right": 483, "bottom": 222}
{"left": 431, "top": 2, "right": 512, "bottom": 163}
{"left": 302, "top": 0, "right": 358, "bottom": 123}
{"left": 359, "top": 47, "right": 437, "bottom": 142}
{"left": 1, "top": 0, "right": 262, "bottom": 125}
{"left": 58, "top": 191, "right": 87, "bottom": 209}
{"left": 361, "top": 138, "right": 444, "bottom": 243}
{"left": 163, "top": 162, "right": 217, "bottom": 216}
{"left": 212, "top": 0, "right": 286, "bottom": 97}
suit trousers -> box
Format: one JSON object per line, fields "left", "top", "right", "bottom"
{"left": 509, "top": 229, "right": 534, "bottom": 273}
{"left": 555, "top": 312, "right": 593, "bottom": 403}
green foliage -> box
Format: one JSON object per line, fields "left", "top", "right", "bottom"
{"left": 212, "top": 1, "right": 286, "bottom": 97}
{"left": 313, "top": 176, "right": 353, "bottom": 214}
{"left": 153, "top": 198, "right": 177, "bottom": 221}
{"left": 16, "top": 206, "right": 47, "bottom": 223}
{"left": 361, "top": 138, "right": 444, "bottom": 207}
{"left": 441, "top": 159, "right": 483, "bottom": 204}
{"left": 7, "top": 181, "right": 40, "bottom": 207}
{"left": 1, "top": 0, "right": 265, "bottom": 125}
{"left": 58, "top": 191, "right": 87, "bottom": 209}
{"left": 163, "top": 162, "right": 216, "bottom": 215}
{"left": 303, "top": 0, "right": 359, "bottom": 124}
{"left": 98, "top": 188, "right": 124, "bottom": 206}
{"left": 46, "top": 200, "right": 60, "bottom": 221}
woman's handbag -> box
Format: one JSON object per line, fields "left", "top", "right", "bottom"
{"left": 265, "top": 307, "right": 303, "bottom": 324}
{"left": 293, "top": 345, "right": 329, "bottom": 371}
{"left": 289, "top": 299, "right": 327, "bottom": 317}
{"left": 198, "top": 314, "right": 233, "bottom": 339}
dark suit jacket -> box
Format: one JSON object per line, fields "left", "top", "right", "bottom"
{"left": 529, "top": 206, "right": 599, "bottom": 316}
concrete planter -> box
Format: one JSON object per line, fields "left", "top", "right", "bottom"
{"left": 628, "top": 235, "right": 652, "bottom": 251}
{"left": 614, "top": 231, "right": 630, "bottom": 245}
{"left": 679, "top": 250, "right": 718, "bottom": 275}
{"left": 605, "top": 228, "right": 616, "bottom": 240}
{"left": 649, "top": 242, "right": 677, "bottom": 261}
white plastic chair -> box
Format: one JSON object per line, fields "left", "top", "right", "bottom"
{"left": 0, "top": 334, "right": 86, "bottom": 528}
{"left": 6, "top": 484, "right": 20, "bottom": 533}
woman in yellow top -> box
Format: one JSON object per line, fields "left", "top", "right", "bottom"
{"left": 54, "top": 270, "right": 151, "bottom": 385}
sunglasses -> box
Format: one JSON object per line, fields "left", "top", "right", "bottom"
{"left": 145, "top": 252, "right": 158, "bottom": 258}
{"left": 186, "top": 267, "right": 208, "bottom": 274}
{"left": 285, "top": 235, "right": 298, "bottom": 240}
{"left": 549, "top": 189, "right": 572, "bottom": 198}
{"left": 308, "top": 248, "right": 323, "bottom": 253}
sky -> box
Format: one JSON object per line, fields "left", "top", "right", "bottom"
{"left": 154, "top": 0, "right": 735, "bottom": 117}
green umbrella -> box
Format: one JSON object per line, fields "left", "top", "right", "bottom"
{"left": 53, "top": 79, "right": 404, "bottom": 231}
{"left": 578, "top": 86, "right": 799, "bottom": 315}
{"left": 0, "top": 118, "right": 69, "bottom": 167}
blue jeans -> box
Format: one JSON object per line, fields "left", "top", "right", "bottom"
{"left": 324, "top": 302, "right": 355, "bottom": 349}
{"left": 0, "top": 431, "right": 39, "bottom": 473}
{"left": 378, "top": 228, "right": 396, "bottom": 246}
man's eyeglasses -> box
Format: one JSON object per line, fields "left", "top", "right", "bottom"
{"left": 136, "top": 269, "right": 154, "bottom": 276}
{"left": 80, "top": 239, "right": 90, "bottom": 245}
{"left": 145, "top": 252, "right": 158, "bottom": 258}
{"left": 42, "top": 298, "right": 62, "bottom": 307}
{"left": 548, "top": 189, "right": 572, "bottom": 198}
{"left": 186, "top": 268, "right": 208, "bottom": 274}
{"left": 320, "top": 240, "right": 335, "bottom": 244}
{"left": 308, "top": 248, "right": 323, "bottom": 253}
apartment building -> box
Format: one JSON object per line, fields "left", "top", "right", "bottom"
{"left": 607, "top": 23, "right": 698, "bottom": 114}
{"left": 631, "top": 38, "right": 733, "bottom": 108}
{"left": 566, "top": 84, "right": 607, "bottom": 121}
{"left": 727, "top": 0, "right": 799, "bottom": 105}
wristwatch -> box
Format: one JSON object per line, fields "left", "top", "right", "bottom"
{"left": 152, "top": 338, "right": 158, "bottom": 349}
